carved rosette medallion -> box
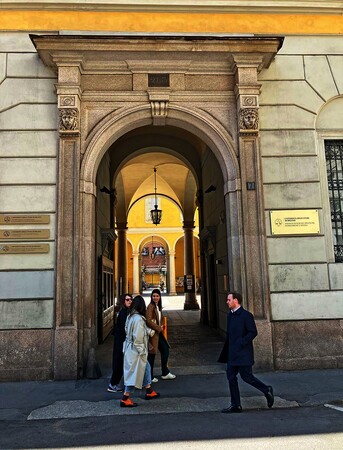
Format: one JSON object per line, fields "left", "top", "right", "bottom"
{"left": 58, "top": 108, "right": 80, "bottom": 135}
{"left": 242, "top": 96, "right": 257, "bottom": 107}
{"left": 60, "top": 96, "right": 76, "bottom": 107}
{"left": 239, "top": 108, "right": 259, "bottom": 136}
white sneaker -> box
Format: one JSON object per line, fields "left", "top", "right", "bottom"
{"left": 152, "top": 377, "right": 158, "bottom": 383}
{"left": 161, "top": 372, "right": 176, "bottom": 380}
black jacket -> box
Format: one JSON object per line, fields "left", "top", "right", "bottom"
{"left": 114, "top": 307, "right": 129, "bottom": 344}
{"left": 218, "top": 306, "right": 257, "bottom": 366}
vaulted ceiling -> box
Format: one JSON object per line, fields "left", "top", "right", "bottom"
{"left": 110, "top": 125, "right": 204, "bottom": 224}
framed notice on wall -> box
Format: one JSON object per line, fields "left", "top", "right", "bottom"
{"left": 270, "top": 210, "right": 320, "bottom": 235}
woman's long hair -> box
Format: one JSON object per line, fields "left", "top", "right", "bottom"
{"left": 130, "top": 295, "right": 146, "bottom": 317}
{"left": 150, "top": 288, "right": 162, "bottom": 311}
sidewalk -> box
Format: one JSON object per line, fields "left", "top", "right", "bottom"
{"left": 1, "top": 296, "right": 342, "bottom": 421}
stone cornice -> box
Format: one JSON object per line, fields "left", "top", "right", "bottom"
{"left": 31, "top": 35, "right": 283, "bottom": 72}
{"left": 1, "top": 1, "right": 343, "bottom": 15}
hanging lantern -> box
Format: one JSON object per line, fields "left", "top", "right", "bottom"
{"left": 150, "top": 167, "right": 162, "bottom": 225}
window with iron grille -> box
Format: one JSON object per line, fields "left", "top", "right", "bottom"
{"left": 325, "top": 140, "right": 343, "bottom": 262}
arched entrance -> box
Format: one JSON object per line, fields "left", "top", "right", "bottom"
{"left": 80, "top": 105, "right": 245, "bottom": 377}
{"left": 32, "top": 35, "right": 282, "bottom": 379}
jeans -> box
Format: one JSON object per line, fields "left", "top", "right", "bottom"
{"left": 148, "top": 334, "right": 170, "bottom": 377}
{"left": 125, "top": 361, "right": 152, "bottom": 393}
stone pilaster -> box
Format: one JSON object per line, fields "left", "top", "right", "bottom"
{"left": 168, "top": 250, "right": 177, "bottom": 295}
{"left": 183, "top": 221, "right": 199, "bottom": 310}
{"left": 233, "top": 55, "right": 269, "bottom": 319}
{"left": 54, "top": 63, "right": 82, "bottom": 379}
{"left": 116, "top": 222, "right": 128, "bottom": 297}
{"left": 132, "top": 250, "right": 140, "bottom": 296}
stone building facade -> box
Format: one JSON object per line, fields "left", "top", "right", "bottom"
{"left": 0, "top": 1, "right": 342, "bottom": 380}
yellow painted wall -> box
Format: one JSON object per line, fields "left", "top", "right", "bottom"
{"left": 128, "top": 197, "right": 183, "bottom": 231}
{"left": 1, "top": 11, "right": 342, "bottom": 34}
{"left": 126, "top": 196, "right": 200, "bottom": 292}
{"left": 127, "top": 241, "right": 133, "bottom": 294}
{"left": 175, "top": 237, "right": 184, "bottom": 287}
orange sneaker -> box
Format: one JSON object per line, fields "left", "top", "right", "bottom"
{"left": 120, "top": 398, "right": 138, "bottom": 407}
{"left": 145, "top": 391, "right": 161, "bottom": 400}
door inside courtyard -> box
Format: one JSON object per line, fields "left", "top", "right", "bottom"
{"left": 96, "top": 124, "right": 228, "bottom": 346}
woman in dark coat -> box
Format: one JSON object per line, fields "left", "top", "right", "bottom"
{"left": 146, "top": 288, "right": 176, "bottom": 381}
{"left": 107, "top": 293, "right": 132, "bottom": 393}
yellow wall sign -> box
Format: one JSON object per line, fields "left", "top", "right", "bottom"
{"left": 0, "top": 214, "right": 50, "bottom": 225}
{"left": 0, "top": 229, "right": 50, "bottom": 240}
{"left": 270, "top": 210, "right": 320, "bottom": 235}
{"left": 0, "top": 244, "right": 50, "bottom": 254}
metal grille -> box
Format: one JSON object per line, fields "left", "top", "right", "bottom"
{"left": 325, "top": 140, "right": 343, "bottom": 262}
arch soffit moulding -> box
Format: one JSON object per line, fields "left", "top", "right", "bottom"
{"left": 81, "top": 104, "right": 239, "bottom": 192}
{"left": 113, "top": 143, "right": 198, "bottom": 222}
{"left": 128, "top": 193, "right": 184, "bottom": 215}
{"left": 111, "top": 143, "right": 201, "bottom": 188}
{"left": 110, "top": 142, "right": 200, "bottom": 208}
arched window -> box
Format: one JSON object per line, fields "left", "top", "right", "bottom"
{"left": 325, "top": 140, "right": 343, "bottom": 262}
{"left": 317, "top": 96, "right": 343, "bottom": 263}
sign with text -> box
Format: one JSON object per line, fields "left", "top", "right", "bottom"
{"left": 148, "top": 73, "right": 170, "bottom": 87}
{"left": 0, "top": 214, "right": 50, "bottom": 225}
{"left": 0, "top": 229, "right": 50, "bottom": 240}
{"left": 0, "top": 244, "right": 50, "bottom": 254}
{"left": 270, "top": 210, "right": 320, "bottom": 235}
{"left": 184, "top": 274, "right": 195, "bottom": 293}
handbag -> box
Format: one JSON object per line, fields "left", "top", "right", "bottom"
{"left": 162, "top": 316, "right": 168, "bottom": 340}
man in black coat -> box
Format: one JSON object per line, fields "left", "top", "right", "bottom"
{"left": 218, "top": 292, "right": 274, "bottom": 413}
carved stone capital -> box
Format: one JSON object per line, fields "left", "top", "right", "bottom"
{"left": 58, "top": 108, "right": 80, "bottom": 136}
{"left": 224, "top": 178, "right": 241, "bottom": 194}
{"left": 101, "top": 228, "right": 117, "bottom": 255}
{"left": 183, "top": 220, "right": 195, "bottom": 230}
{"left": 239, "top": 108, "right": 259, "bottom": 136}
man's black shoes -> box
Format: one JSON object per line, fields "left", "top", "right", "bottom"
{"left": 265, "top": 386, "right": 274, "bottom": 408}
{"left": 221, "top": 405, "right": 242, "bottom": 414}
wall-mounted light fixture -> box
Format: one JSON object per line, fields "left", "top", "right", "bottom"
{"left": 204, "top": 184, "right": 216, "bottom": 194}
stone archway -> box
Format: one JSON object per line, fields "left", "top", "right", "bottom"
{"left": 32, "top": 35, "right": 282, "bottom": 378}
{"left": 79, "top": 105, "right": 241, "bottom": 369}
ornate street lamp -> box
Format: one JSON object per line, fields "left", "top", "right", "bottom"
{"left": 150, "top": 167, "right": 162, "bottom": 225}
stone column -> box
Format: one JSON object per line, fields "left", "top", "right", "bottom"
{"left": 132, "top": 250, "right": 140, "bottom": 296}
{"left": 54, "top": 63, "right": 82, "bottom": 379}
{"left": 168, "top": 250, "right": 177, "bottom": 295}
{"left": 183, "top": 221, "right": 199, "bottom": 310}
{"left": 233, "top": 55, "right": 270, "bottom": 320}
{"left": 79, "top": 182, "right": 97, "bottom": 377}
{"left": 116, "top": 222, "right": 128, "bottom": 297}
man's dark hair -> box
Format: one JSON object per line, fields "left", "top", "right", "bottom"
{"left": 130, "top": 295, "right": 146, "bottom": 316}
{"left": 228, "top": 292, "right": 242, "bottom": 304}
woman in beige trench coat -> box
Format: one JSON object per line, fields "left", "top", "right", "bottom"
{"left": 146, "top": 289, "right": 176, "bottom": 382}
{"left": 121, "top": 296, "right": 160, "bottom": 407}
